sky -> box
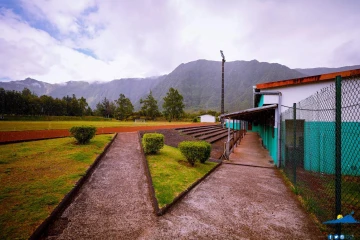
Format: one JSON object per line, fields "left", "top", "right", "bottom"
{"left": 0, "top": 0, "right": 360, "bottom": 84}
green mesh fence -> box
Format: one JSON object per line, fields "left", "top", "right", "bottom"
{"left": 280, "top": 75, "right": 360, "bottom": 238}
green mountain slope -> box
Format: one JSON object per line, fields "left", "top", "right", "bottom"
{"left": 2, "top": 60, "right": 359, "bottom": 113}
{"left": 149, "top": 59, "right": 305, "bottom": 112}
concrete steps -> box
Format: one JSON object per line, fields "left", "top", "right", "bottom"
{"left": 177, "top": 125, "right": 233, "bottom": 144}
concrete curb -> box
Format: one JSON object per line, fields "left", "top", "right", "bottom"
{"left": 137, "top": 132, "right": 161, "bottom": 214}
{"left": 157, "top": 161, "right": 222, "bottom": 216}
{"left": 223, "top": 162, "right": 274, "bottom": 169}
{"left": 29, "top": 133, "right": 118, "bottom": 240}
{"left": 138, "top": 132, "right": 222, "bottom": 216}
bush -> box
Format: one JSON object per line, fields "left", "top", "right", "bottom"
{"left": 142, "top": 133, "right": 164, "bottom": 154}
{"left": 69, "top": 126, "right": 97, "bottom": 144}
{"left": 192, "top": 118, "right": 198, "bottom": 122}
{"left": 178, "top": 141, "right": 212, "bottom": 166}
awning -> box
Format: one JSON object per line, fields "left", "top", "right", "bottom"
{"left": 220, "top": 104, "right": 277, "bottom": 123}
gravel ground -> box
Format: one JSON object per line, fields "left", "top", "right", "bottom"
{"left": 43, "top": 131, "right": 324, "bottom": 239}
{"left": 140, "top": 128, "right": 226, "bottom": 159}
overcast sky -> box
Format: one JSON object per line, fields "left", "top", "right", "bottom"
{"left": 0, "top": 0, "right": 359, "bottom": 83}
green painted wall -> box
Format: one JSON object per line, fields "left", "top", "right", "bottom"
{"left": 258, "top": 95, "right": 264, "bottom": 107}
{"left": 225, "top": 121, "right": 241, "bottom": 130}
{"left": 250, "top": 124, "right": 278, "bottom": 165}
{"left": 303, "top": 122, "right": 359, "bottom": 176}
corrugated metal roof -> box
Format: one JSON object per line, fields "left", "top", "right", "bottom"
{"left": 256, "top": 69, "right": 360, "bottom": 90}
{"left": 220, "top": 104, "right": 277, "bottom": 120}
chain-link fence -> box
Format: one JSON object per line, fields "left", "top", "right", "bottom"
{"left": 280, "top": 75, "right": 360, "bottom": 238}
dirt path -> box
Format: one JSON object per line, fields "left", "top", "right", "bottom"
{"left": 44, "top": 131, "right": 324, "bottom": 239}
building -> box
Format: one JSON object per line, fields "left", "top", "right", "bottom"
{"left": 221, "top": 69, "right": 360, "bottom": 174}
{"left": 200, "top": 114, "right": 216, "bottom": 123}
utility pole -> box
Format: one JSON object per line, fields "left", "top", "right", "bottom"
{"left": 220, "top": 50, "right": 226, "bottom": 126}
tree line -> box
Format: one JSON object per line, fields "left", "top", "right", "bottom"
{"left": 0, "top": 87, "right": 187, "bottom": 121}
{"left": 0, "top": 88, "right": 91, "bottom": 116}
{"left": 94, "top": 88, "right": 185, "bottom": 122}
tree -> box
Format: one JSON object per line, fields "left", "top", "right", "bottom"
{"left": 95, "top": 97, "right": 115, "bottom": 118}
{"left": 115, "top": 94, "right": 134, "bottom": 120}
{"left": 0, "top": 88, "right": 5, "bottom": 117}
{"left": 69, "top": 94, "right": 81, "bottom": 116}
{"left": 162, "top": 88, "right": 185, "bottom": 122}
{"left": 140, "top": 91, "right": 160, "bottom": 120}
{"left": 40, "top": 95, "right": 54, "bottom": 115}
{"left": 78, "top": 97, "right": 88, "bottom": 116}
{"left": 85, "top": 106, "right": 93, "bottom": 116}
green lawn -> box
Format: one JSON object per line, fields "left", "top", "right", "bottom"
{"left": 0, "top": 134, "right": 114, "bottom": 240}
{"left": 0, "top": 121, "right": 194, "bottom": 131}
{"left": 146, "top": 145, "right": 218, "bottom": 208}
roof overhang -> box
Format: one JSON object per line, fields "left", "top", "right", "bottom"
{"left": 220, "top": 104, "right": 277, "bottom": 123}
{"left": 256, "top": 69, "right": 360, "bottom": 90}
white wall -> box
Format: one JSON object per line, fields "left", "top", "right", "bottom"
{"left": 200, "top": 115, "right": 215, "bottom": 123}
{"left": 262, "top": 81, "right": 332, "bottom": 112}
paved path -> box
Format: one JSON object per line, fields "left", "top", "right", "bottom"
{"left": 45, "top": 132, "right": 156, "bottom": 239}
{"left": 229, "top": 132, "right": 274, "bottom": 168}
{"left": 45, "top": 132, "right": 323, "bottom": 239}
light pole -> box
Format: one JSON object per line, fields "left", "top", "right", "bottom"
{"left": 220, "top": 50, "right": 226, "bottom": 126}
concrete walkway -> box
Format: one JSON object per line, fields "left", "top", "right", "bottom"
{"left": 229, "top": 132, "right": 274, "bottom": 168}
{"left": 44, "top": 132, "right": 323, "bottom": 239}
{"left": 45, "top": 132, "right": 156, "bottom": 239}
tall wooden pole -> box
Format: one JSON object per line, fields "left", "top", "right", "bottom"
{"left": 220, "top": 50, "right": 226, "bottom": 122}
{"left": 221, "top": 58, "right": 225, "bottom": 115}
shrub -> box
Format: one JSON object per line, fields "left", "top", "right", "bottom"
{"left": 192, "top": 117, "right": 198, "bottom": 122}
{"left": 69, "top": 126, "right": 97, "bottom": 144}
{"left": 178, "top": 141, "right": 212, "bottom": 166}
{"left": 142, "top": 133, "right": 164, "bottom": 154}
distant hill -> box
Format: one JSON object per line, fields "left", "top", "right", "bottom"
{"left": 0, "top": 77, "right": 164, "bottom": 109}
{"left": 295, "top": 65, "right": 360, "bottom": 76}
{"left": 1, "top": 60, "right": 359, "bottom": 112}
{"left": 148, "top": 59, "right": 305, "bottom": 112}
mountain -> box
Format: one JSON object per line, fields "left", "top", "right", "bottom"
{"left": 0, "top": 77, "right": 164, "bottom": 109}
{"left": 1, "top": 60, "right": 359, "bottom": 112}
{"left": 295, "top": 65, "right": 360, "bottom": 76}
{"left": 0, "top": 78, "right": 55, "bottom": 96}
{"left": 148, "top": 59, "right": 305, "bottom": 112}
{"left": 49, "top": 77, "right": 164, "bottom": 108}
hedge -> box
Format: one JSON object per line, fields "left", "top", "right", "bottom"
{"left": 69, "top": 126, "right": 97, "bottom": 144}
{"left": 142, "top": 133, "right": 164, "bottom": 154}
{"left": 178, "top": 141, "right": 212, "bottom": 166}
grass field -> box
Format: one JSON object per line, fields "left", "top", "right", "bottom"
{"left": 0, "top": 134, "right": 115, "bottom": 240}
{"left": 0, "top": 120, "right": 194, "bottom": 131}
{"left": 146, "top": 145, "right": 217, "bottom": 208}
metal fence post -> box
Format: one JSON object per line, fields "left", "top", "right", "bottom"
{"left": 335, "top": 75, "right": 342, "bottom": 235}
{"left": 293, "top": 103, "right": 297, "bottom": 185}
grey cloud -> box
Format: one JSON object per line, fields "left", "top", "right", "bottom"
{"left": 331, "top": 40, "right": 360, "bottom": 67}
{"left": 0, "top": 38, "right": 59, "bottom": 79}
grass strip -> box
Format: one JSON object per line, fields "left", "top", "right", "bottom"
{"left": 146, "top": 145, "right": 217, "bottom": 208}
{"left": 0, "top": 134, "right": 114, "bottom": 240}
